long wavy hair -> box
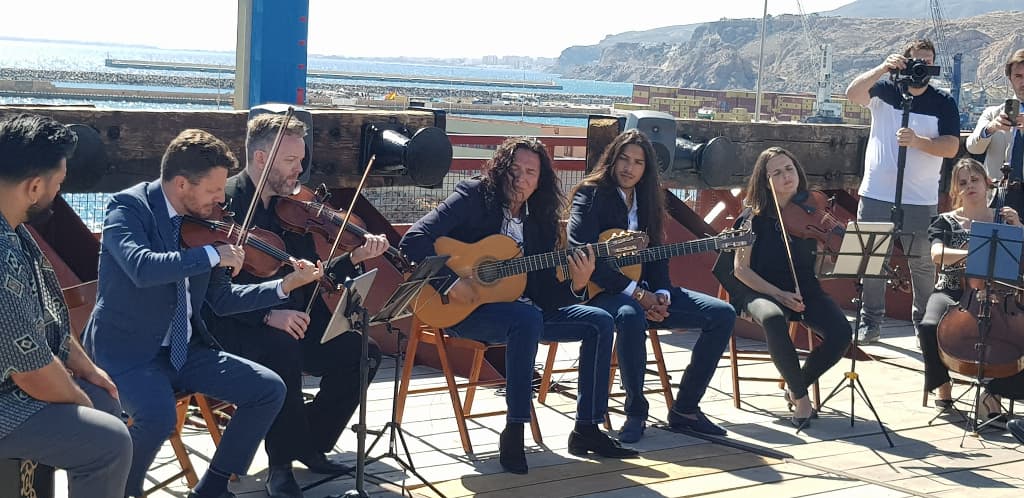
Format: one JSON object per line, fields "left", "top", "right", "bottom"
{"left": 948, "top": 157, "right": 991, "bottom": 210}
{"left": 569, "top": 129, "right": 664, "bottom": 245}
{"left": 744, "top": 146, "right": 808, "bottom": 216}
{"left": 480, "top": 137, "right": 563, "bottom": 243}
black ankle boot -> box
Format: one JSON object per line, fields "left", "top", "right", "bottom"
{"left": 499, "top": 423, "right": 527, "bottom": 474}
{"left": 567, "top": 424, "right": 639, "bottom": 458}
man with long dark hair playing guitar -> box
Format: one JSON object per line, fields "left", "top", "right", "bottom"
{"left": 400, "top": 137, "right": 638, "bottom": 475}
{"left": 567, "top": 129, "right": 736, "bottom": 443}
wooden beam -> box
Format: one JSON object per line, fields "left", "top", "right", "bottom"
{"left": 0, "top": 106, "right": 438, "bottom": 192}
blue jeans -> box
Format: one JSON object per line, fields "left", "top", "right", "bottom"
{"left": 591, "top": 287, "right": 734, "bottom": 417}
{"left": 115, "top": 345, "right": 286, "bottom": 496}
{"left": 448, "top": 301, "right": 614, "bottom": 424}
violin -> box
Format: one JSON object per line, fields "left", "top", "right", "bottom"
{"left": 781, "top": 189, "right": 912, "bottom": 293}
{"left": 782, "top": 190, "right": 845, "bottom": 257}
{"left": 179, "top": 204, "right": 338, "bottom": 288}
{"left": 274, "top": 185, "right": 413, "bottom": 274}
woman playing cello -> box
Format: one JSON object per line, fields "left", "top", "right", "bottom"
{"left": 918, "top": 158, "right": 1024, "bottom": 419}
{"left": 732, "top": 147, "right": 852, "bottom": 427}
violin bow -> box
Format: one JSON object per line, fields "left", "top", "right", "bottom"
{"left": 303, "top": 154, "right": 377, "bottom": 315}
{"left": 768, "top": 177, "right": 804, "bottom": 318}
{"left": 238, "top": 106, "right": 296, "bottom": 247}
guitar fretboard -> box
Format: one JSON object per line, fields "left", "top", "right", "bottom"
{"left": 479, "top": 241, "right": 613, "bottom": 281}
{"left": 609, "top": 237, "right": 720, "bottom": 268}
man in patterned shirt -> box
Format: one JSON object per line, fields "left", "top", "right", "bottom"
{"left": 0, "top": 113, "right": 132, "bottom": 497}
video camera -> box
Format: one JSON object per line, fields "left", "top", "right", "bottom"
{"left": 891, "top": 58, "right": 940, "bottom": 87}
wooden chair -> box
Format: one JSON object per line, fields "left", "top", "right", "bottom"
{"left": 718, "top": 286, "right": 821, "bottom": 411}
{"left": 395, "top": 318, "right": 542, "bottom": 455}
{"left": 538, "top": 328, "right": 675, "bottom": 429}
{"left": 62, "top": 282, "right": 226, "bottom": 495}
{"left": 139, "top": 393, "right": 223, "bottom": 496}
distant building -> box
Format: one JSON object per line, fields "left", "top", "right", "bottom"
{"left": 632, "top": 84, "right": 871, "bottom": 125}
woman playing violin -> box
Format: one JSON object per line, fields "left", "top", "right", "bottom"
{"left": 732, "top": 146, "right": 852, "bottom": 427}
{"left": 918, "top": 158, "right": 1024, "bottom": 418}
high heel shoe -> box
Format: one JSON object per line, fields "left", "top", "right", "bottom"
{"left": 784, "top": 391, "right": 819, "bottom": 419}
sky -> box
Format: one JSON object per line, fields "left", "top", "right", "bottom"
{"left": 0, "top": 0, "right": 856, "bottom": 58}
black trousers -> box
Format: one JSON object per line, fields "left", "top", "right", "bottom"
{"left": 212, "top": 299, "right": 382, "bottom": 464}
{"left": 919, "top": 290, "right": 1024, "bottom": 399}
{"left": 740, "top": 290, "right": 852, "bottom": 399}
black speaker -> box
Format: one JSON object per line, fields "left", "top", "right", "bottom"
{"left": 674, "top": 135, "right": 738, "bottom": 188}
{"left": 622, "top": 111, "right": 677, "bottom": 173}
{"left": 248, "top": 103, "right": 314, "bottom": 184}
{"left": 359, "top": 123, "right": 453, "bottom": 187}
{"left": 63, "top": 124, "right": 106, "bottom": 192}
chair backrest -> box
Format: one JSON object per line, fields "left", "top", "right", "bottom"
{"left": 62, "top": 280, "right": 98, "bottom": 340}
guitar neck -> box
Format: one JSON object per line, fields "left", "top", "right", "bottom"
{"left": 490, "top": 241, "right": 610, "bottom": 279}
{"left": 611, "top": 237, "right": 719, "bottom": 267}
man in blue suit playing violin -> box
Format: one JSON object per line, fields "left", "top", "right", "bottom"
{"left": 82, "top": 129, "right": 324, "bottom": 498}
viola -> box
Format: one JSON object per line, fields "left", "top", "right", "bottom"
{"left": 274, "top": 185, "right": 413, "bottom": 274}
{"left": 179, "top": 205, "right": 337, "bottom": 287}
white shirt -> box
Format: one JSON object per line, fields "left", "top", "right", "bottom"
{"left": 616, "top": 188, "right": 671, "bottom": 302}
{"left": 161, "top": 193, "right": 220, "bottom": 345}
{"left": 501, "top": 205, "right": 536, "bottom": 307}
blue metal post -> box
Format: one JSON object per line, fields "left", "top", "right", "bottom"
{"left": 243, "top": 0, "right": 309, "bottom": 107}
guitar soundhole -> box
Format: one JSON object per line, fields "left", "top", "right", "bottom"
{"left": 477, "top": 266, "right": 500, "bottom": 284}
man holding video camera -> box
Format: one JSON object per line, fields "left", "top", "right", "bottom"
{"left": 846, "top": 39, "right": 960, "bottom": 343}
{"left": 967, "top": 49, "right": 1024, "bottom": 181}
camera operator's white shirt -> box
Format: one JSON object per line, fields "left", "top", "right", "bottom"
{"left": 858, "top": 79, "right": 960, "bottom": 206}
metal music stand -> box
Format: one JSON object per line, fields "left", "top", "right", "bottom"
{"left": 303, "top": 268, "right": 377, "bottom": 497}
{"left": 803, "top": 220, "right": 897, "bottom": 447}
{"left": 936, "top": 222, "right": 1023, "bottom": 443}
{"left": 342, "top": 255, "right": 450, "bottom": 498}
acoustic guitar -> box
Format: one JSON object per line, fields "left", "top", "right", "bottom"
{"left": 586, "top": 223, "right": 755, "bottom": 297}
{"left": 411, "top": 231, "right": 647, "bottom": 328}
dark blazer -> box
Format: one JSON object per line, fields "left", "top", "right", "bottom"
{"left": 203, "top": 173, "right": 357, "bottom": 331}
{"left": 567, "top": 183, "right": 672, "bottom": 294}
{"left": 399, "top": 178, "right": 583, "bottom": 313}
{"left": 82, "top": 181, "right": 285, "bottom": 375}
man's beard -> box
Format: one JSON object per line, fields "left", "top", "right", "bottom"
{"left": 26, "top": 199, "right": 54, "bottom": 225}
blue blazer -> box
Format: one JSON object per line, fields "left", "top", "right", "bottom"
{"left": 567, "top": 183, "right": 672, "bottom": 294}
{"left": 82, "top": 181, "right": 284, "bottom": 376}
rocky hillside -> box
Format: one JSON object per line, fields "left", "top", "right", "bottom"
{"left": 823, "top": 0, "right": 1022, "bottom": 20}
{"left": 556, "top": 11, "right": 1024, "bottom": 94}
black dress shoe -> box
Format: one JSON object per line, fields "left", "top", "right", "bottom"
{"left": 1008, "top": 418, "right": 1024, "bottom": 444}
{"left": 297, "top": 452, "right": 351, "bottom": 475}
{"left": 266, "top": 465, "right": 303, "bottom": 498}
{"left": 499, "top": 426, "right": 528, "bottom": 474}
{"left": 185, "top": 491, "right": 235, "bottom": 498}
{"left": 667, "top": 408, "right": 727, "bottom": 436}
{"left": 567, "top": 428, "right": 639, "bottom": 458}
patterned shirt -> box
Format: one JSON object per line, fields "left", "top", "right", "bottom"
{"left": 929, "top": 212, "right": 972, "bottom": 293}
{"left": 0, "top": 213, "right": 71, "bottom": 439}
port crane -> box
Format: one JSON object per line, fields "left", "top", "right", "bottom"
{"left": 795, "top": 0, "right": 842, "bottom": 123}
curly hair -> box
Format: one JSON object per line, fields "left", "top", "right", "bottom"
{"left": 480, "top": 137, "right": 563, "bottom": 242}
{"left": 569, "top": 129, "right": 664, "bottom": 245}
